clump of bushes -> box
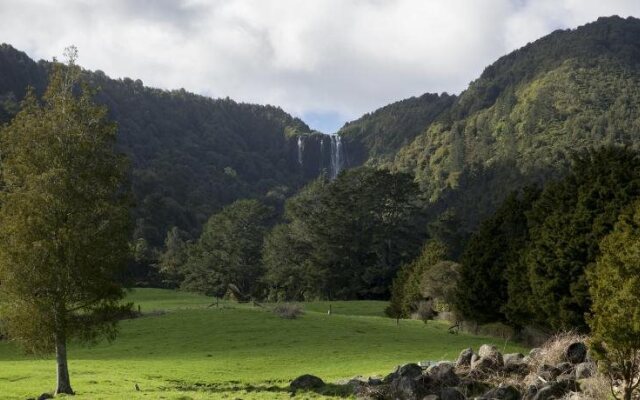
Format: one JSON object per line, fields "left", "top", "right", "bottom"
{"left": 272, "top": 303, "right": 304, "bottom": 319}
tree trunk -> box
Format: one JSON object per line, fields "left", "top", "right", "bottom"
{"left": 55, "top": 331, "right": 74, "bottom": 395}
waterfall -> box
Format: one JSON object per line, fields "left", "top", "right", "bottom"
{"left": 330, "top": 135, "right": 343, "bottom": 179}
{"left": 319, "top": 137, "right": 324, "bottom": 172}
{"left": 297, "top": 136, "right": 304, "bottom": 165}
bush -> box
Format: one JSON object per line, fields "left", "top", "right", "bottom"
{"left": 272, "top": 303, "right": 304, "bottom": 319}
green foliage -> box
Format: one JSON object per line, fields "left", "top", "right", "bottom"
{"left": 0, "top": 53, "right": 132, "bottom": 393}
{"left": 387, "top": 240, "right": 448, "bottom": 317}
{"left": 455, "top": 187, "right": 539, "bottom": 324}
{"left": 181, "top": 199, "right": 274, "bottom": 298}
{"left": 522, "top": 147, "right": 640, "bottom": 331}
{"left": 588, "top": 202, "right": 640, "bottom": 400}
{"left": 339, "top": 92, "right": 456, "bottom": 166}
{"left": 0, "top": 43, "right": 315, "bottom": 260}
{"left": 263, "top": 167, "right": 426, "bottom": 300}
{"left": 156, "top": 227, "right": 189, "bottom": 287}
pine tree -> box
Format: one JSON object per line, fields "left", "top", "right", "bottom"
{"left": 0, "top": 48, "right": 132, "bottom": 394}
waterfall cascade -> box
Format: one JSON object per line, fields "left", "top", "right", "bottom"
{"left": 297, "top": 136, "right": 304, "bottom": 165}
{"left": 296, "top": 134, "right": 344, "bottom": 179}
{"left": 329, "top": 135, "right": 342, "bottom": 179}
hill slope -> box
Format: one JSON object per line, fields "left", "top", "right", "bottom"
{"left": 0, "top": 44, "right": 315, "bottom": 246}
{"left": 341, "top": 16, "right": 640, "bottom": 237}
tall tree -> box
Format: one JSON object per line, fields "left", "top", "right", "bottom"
{"left": 181, "top": 199, "right": 273, "bottom": 298}
{"left": 0, "top": 48, "right": 132, "bottom": 394}
{"left": 524, "top": 147, "right": 640, "bottom": 331}
{"left": 588, "top": 201, "right": 640, "bottom": 400}
{"left": 454, "top": 187, "right": 539, "bottom": 324}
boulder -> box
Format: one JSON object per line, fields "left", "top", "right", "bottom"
{"left": 564, "top": 342, "right": 587, "bottom": 364}
{"left": 482, "top": 385, "right": 521, "bottom": 400}
{"left": 503, "top": 353, "right": 525, "bottom": 366}
{"left": 472, "top": 345, "right": 504, "bottom": 371}
{"left": 439, "top": 387, "right": 466, "bottom": 400}
{"left": 531, "top": 382, "right": 571, "bottom": 400}
{"left": 456, "top": 348, "right": 474, "bottom": 367}
{"left": 385, "top": 363, "right": 423, "bottom": 384}
{"left": 575, "top": 362, "right": 595, "bottom": 379}
{"left": 290, "top": 374, "right": 325, "bottom": 390}
{"left": 478, "top": 345, "right": 502, "bottom": 360}
{"left": 390, "top": 376, "right": 421, "bottom": 400}
{"left": 427, "top": 362, "right": 460, "bottom": 387}
{"left": 555, "top": 362, "right": 573, "bottom": 374}
{"left": 503, "top": 353, "right": 528, "bottom": 374}
{"left": 537, "top": 364, "right": 561, "bottom": 382}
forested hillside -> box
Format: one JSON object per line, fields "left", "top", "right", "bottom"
{"left": 0, "top": 44, "right": 314, "bottom": 247}
{"left": 343, "top": 16, "right": 640, "bottom": 242}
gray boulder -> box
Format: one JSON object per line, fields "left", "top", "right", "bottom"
{"left": 390, "top": 376, "right": 421, "bottom": 400}
{"left": 564, "top": 342, "right": 587, "bottom": 364}
{"left": 428, "top": 362, "right": 460, "bottom": 387}
{"left": 482, "top": 385, "right": 521, "bottom": 400}
{"left": 472, "top": 345, "right": 504, "bottom": 371}
{"left": 503, "top": 353, "right": 525, "bottom": 366}
{"left": 290, "top": 374, "right": 324, "bottom": 390}
{"left": 456, "top": 348, "right": 474, "bottom": 367}
{"left": 537, "top": 364, "right": 561, "bottom": 382}
{"left": 439, "top": 387, "right": 466, "bottom": 400}
{"left": 530, "top": 382, "right": 571, "bottom": 400}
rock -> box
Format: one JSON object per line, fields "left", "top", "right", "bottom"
{"left": 555, "top": 362, "right": 573, "bottom": 374}
{"left": 537, "top": 364, "right": 561, "bottom": 382}
{"left": 427, "top": 362, "right": 459, "bottom": 387}
{"left": 575, "top": 362, "right": 595, "bottom": 379}
{"left": 290, "top": 374, "right": 324, "bottom": 390}
{"left": 504, "top": 353, "right": 525, "bottom": 366}
{"left": 531, "top": 382, "right": 571, "bottom": 400}
{"left": 482, "top": 385, "right": 521, "bottom": 400}
{"left": 503, "top": 353, "right": 528, "bottom": 374}
{"left": 390, "top": 376, "right": 421, "bottom": 400}
{"left": 400, "top": 363, "right": 425, "bottom": 379}
{"left": 458, "top": 378, "right": 491, "bottom": 397}
{"left": 472, "top": 345, "right": 504, "bottom": 371}
{"left": 564, "top": 342, "right": 587, "bottom": 364}
{"left": 439, "top": 387, "right": 465, "bottom": 400}
{"left": 368, "top": 377, "right": 383, "bottom": 386}
{"left": 478, "top": 345, "right": 501, "bottom": 359}
{"left": 37, "top": 395, "right": 54, "bottom": 400}
{"left": 385, "top": 363, "right": 423, "bottom": 384}
{"left": 456, "top": 348, "right": 474, "bottom": 367}
{"left": 420, "top": 360, "right": 435, "bottom": 368}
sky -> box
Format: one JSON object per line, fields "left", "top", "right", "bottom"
{"left": 1, "top": 1, "right": 639, "bottom": 133}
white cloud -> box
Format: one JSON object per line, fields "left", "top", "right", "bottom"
{"left": 0, "top": 0, "right": 639, "bottom": 131}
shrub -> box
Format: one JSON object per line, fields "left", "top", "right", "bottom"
{"left": 272, "top": 303, "right": 304, "bottom": 319}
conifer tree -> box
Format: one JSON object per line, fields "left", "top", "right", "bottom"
{"left": 0, "top": 47, "right": 132, "bottom": 395}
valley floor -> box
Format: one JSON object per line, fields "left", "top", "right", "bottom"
{"left": 0, "top": 289, "right": 525, "bottom": 399}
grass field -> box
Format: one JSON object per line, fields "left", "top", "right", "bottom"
{"left": 0, "top": 289, "right": 526, "bottom": 399}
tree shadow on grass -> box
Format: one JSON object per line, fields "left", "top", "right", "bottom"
{"left": 165, "top": 379, "right": 354, "bottom": 398}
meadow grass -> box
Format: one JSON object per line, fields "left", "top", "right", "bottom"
{"left": 0, "top": 289, "right": 526, "bottom": 399}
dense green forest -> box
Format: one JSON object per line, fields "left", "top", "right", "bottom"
{"left": 340, "top": 16, "right": 640, "bottom": 247}
{"left": 0, "top": 44, "right": 316, "bottom": 255}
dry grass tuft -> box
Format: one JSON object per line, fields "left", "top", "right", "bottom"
{"left": 524, "top": 331, "right": 589, "bottom": 386}
{"left": 560, "top": 375, "right": 610, "bottom": 400}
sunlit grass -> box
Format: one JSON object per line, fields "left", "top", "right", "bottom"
{"left": 0, "top": 289, "right": 526, "bottom": 399}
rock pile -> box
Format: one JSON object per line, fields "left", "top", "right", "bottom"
{"left": 290, "top": 341, "right": 597, "bottom": 400}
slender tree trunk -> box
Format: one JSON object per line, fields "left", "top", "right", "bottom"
{"left": 55, "top": 331, "right": 74, "bottom": 395}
